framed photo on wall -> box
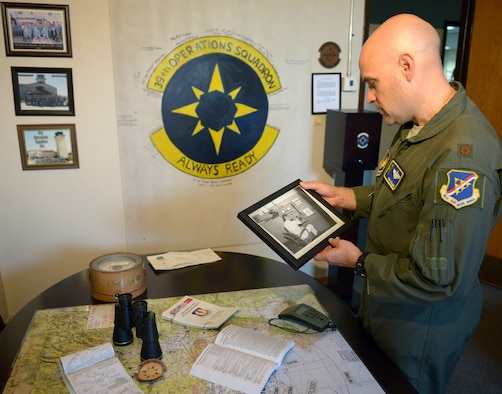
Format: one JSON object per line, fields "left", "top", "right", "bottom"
{"left": 1, "top": 2, "right": 72, "bottom": 57}
{"left": 311, "top": 73, "right": 341, "bottom": 114}
{"left": 237, "top": 179, "right": 351, "bottom": 270}
{"left": 17, "top": 124, "right": 79, "bottom": 170}
{"left": 11, "top": 67, "right": 75, "bottom": 116}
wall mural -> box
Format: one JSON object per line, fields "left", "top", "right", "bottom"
{"left": 109, "top": 0, "right": 314, "bottom": 253}
{"left": 149, "top": 36, "right": 281, "bottom": 178}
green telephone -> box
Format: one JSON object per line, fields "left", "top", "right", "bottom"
{"left": 278, "top": 303, "right": 333, "bottom": 332}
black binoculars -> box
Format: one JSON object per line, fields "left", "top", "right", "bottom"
{"left": 112, "top": 293, "right": 162, "bottom": 360}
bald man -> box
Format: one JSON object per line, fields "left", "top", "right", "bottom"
{"left": 302, "top": 14, "right": 502, "bottom": 393}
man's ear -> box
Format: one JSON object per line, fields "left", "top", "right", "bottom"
{"left": 398, "top": 53, "right": 414, "bottom": 82}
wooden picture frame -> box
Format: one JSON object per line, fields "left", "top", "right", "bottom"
{"left": 1, "top": 2, "right": 72, "bottom": 57}
{"left": 238, "top": 179, "right": 351, "bottom": 270}
{"left": 11, "top": 67, "right": 75, "bottom": 116}
{"left": 17, "top": 123, "right": 79, "bottom": 170}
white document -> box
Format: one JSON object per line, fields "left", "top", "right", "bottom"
{"left": 190, "top": 325, "right": 294, "bottom": 394}
{"left": 147, "top": 248, "right": 221, "bottom": 270}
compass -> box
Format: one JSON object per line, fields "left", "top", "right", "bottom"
{"left": 89, "top": 252, "right": 147, "bottom": 302}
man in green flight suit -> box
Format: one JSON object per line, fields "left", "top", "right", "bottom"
{"left": 302, "top": 14, "right": 502, "bottom": 393}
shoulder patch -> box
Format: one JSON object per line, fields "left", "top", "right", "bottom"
{"left": 384, "top": 160, "right": 404, "bottom": 190}
{"left": 437, "top": 169, "right": 483, "bottom": 209}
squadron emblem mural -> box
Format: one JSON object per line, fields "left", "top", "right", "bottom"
{"left": 148, "top": 36, "right": 281, "bottom": 178}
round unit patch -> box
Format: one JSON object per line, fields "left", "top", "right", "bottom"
{"left": 148, "top": 36, "right": 281, "bottom": 178}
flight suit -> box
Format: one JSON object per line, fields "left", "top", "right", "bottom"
{"left": 352, "top": 82, "right": 502, "bottom": 393}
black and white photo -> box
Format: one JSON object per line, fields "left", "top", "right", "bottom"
{"left": 238, "top": 179, "right": 351, "bottom": 270}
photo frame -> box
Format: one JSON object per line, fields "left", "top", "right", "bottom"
{"left": 1, "top": 2, "right": 72, "bottom": 57}
{"left": 11, "top": 67, "right": 75, "bottom": 116}
{"left": 17, "top": 123, "right": 79, "bottom": 170}
{"left": 237, "top": 179, "right": 351, "bottom": 270}
{"left": 312, "top": 73, "right": 341, "bottom": 114}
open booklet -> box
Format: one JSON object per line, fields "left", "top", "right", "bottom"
{"left": 59, "top": 343, "right": 142, "bottom": 394}
{"left": 162, "top": 295, "right": 238, "bottom": 329}
{"left": 190, "top": 324, "right": 295, "bottom": 394}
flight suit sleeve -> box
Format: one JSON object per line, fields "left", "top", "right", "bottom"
{"left": 351, "top": 185, "right": 373, "bottom": 219}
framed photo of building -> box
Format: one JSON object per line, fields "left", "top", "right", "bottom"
{"left": 17, "top": 124, "right": 79, "bottom": 170}
{"left": 11, "top": 67, "right": 75, "bottom": 116}
{"left": 1, "top": 2, "right": 72, "bottom": 57}
{"left": 237, "top": 179, "right": 351, "bottom": 270}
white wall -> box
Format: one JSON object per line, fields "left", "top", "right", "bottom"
{"left": 0, "top": 0, "right": 126, "bottom": 316}
{"left": 0, "top": 0, "right": 366, "bottom": 317}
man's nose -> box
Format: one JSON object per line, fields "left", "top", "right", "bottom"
{"left": 366, "top": 90, "right": 376, "bottom": 104}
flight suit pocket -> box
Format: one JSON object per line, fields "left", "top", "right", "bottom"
{"left": 413, "top": 219, "right": 454, "bottom": 286}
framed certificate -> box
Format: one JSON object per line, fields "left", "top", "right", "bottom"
{"left": 237, "top": 179, "right": 351, "bottom": 270}
{"left": 311, "top": 73, "right": 341, "bottom": 114}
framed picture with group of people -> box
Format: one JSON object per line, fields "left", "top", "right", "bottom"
{"left": 11, "top": 66, "right": 74, "bottom": 116}
{"left": 1, "top": 2, "right": 71, "bottom": 57}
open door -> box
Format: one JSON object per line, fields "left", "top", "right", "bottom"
{"left": 465, "top": 0, "right": 502, "bottom": 287}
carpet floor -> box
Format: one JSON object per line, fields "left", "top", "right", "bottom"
{"left": 445, "top": 283, "right": 502, "bottom": 393}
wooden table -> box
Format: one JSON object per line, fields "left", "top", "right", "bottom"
{"left": 0, "top": 251, "right": 416, "bottom": 393}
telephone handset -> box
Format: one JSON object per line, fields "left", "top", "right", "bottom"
{"left": 278, "top": 303, "right": 333, "bottom": 332}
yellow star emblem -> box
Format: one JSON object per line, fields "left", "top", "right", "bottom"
{"left": 171, "top": 64, "right": 257, "bottom": 155}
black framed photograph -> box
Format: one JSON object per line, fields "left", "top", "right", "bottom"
{"left": 237, "top": 179, "right": 351, "bottom": 270}
{"left": 312, "top": 73, "right": 341, "bottom": 114}
{"left": 1, "top": 2, "right": 71, "bottom": 57}
{"left": 11, "top": 67, "right": 75, "bottom": 116}
{"left": 17, "top": 123, "right": 79, "bottom": 170}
